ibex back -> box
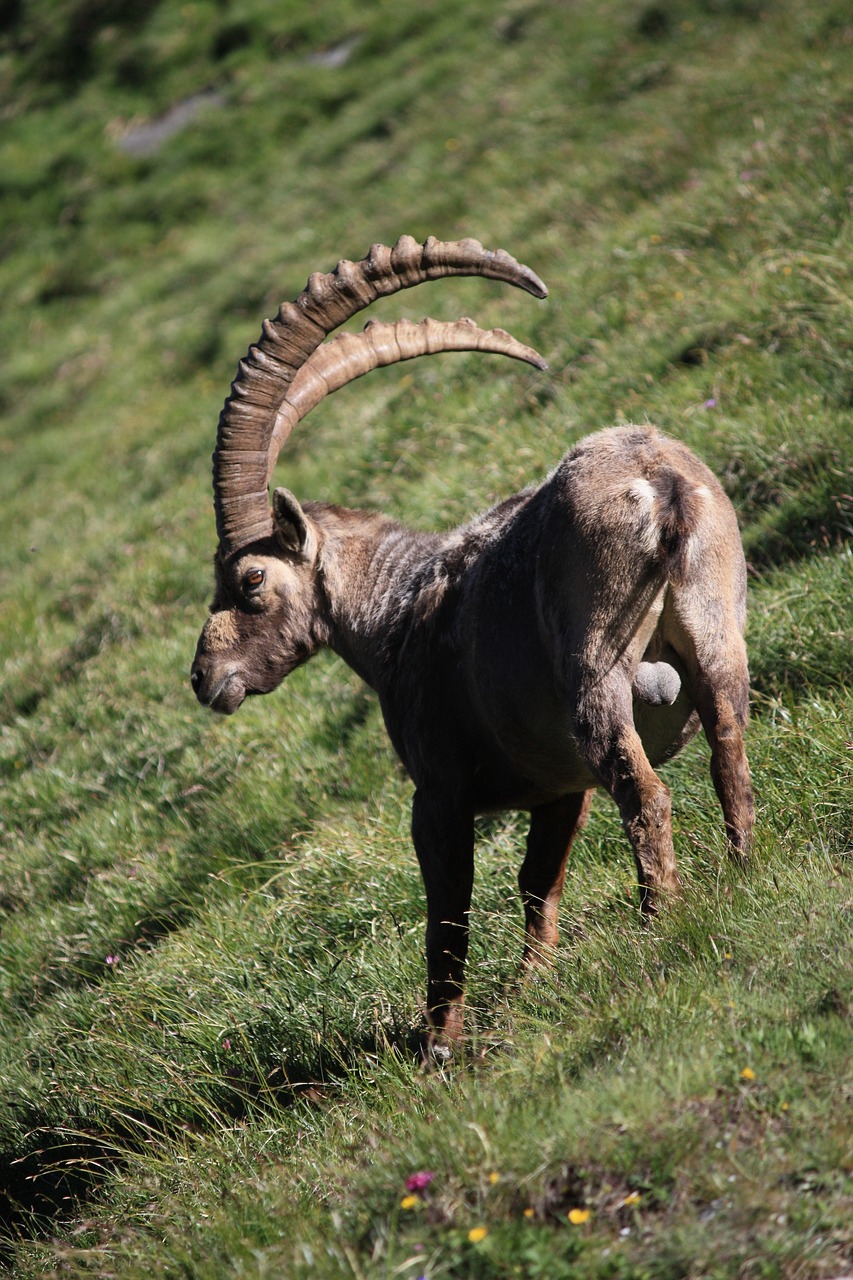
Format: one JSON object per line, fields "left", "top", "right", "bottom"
{"left": 191, "top": 236, "right": 754, "bottom": 1055}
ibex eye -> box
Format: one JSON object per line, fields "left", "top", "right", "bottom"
{"left": 244, "top": 569, "right": 265, "bottom": 591}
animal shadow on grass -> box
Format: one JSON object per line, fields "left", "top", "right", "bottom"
{"left": 0, "top": 1021, "right": 413, "bottom": 1257}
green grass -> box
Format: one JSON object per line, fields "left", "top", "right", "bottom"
{"left": 1, "top": 0, "right": 852, "bottom": 1274}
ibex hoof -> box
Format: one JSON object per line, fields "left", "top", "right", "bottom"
{"left": 418, "top": 1036, "right": 455, "bottom": 1070}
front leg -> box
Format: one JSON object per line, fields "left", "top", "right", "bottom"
{"left": 411, "top": 788, "right": 475, "bottom": 1055}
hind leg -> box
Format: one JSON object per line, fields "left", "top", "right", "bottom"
{"left": 693, "top": 649, "right": 754, "bottom": 861}
{"left": 667, "top": 591, "right": 755, "bottom": 861}
{"left": 574, "top": 676, "right": 680, "bottom": 915}
{"left": 519, "top": 790, "right": 592, "bottom": 969}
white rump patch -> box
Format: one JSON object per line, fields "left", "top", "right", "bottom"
{"left": 628, "top": 477, "right": 656, "bottom": 507}
{"left": 627, "top": 478, "right": 659, "bottom": 553}
{"left": 693, "top": 484, "right": 711, "bottom": 500}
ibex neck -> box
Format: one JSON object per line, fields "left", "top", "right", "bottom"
{"left": 308, "top": 502, "right": 445, "bottom": 689}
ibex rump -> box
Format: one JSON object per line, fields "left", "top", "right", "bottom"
{"left": 191, "top": 236, "right": 754, "bottom": 1053}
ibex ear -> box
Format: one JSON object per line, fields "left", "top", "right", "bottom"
{"left": 272, "top": 488, "right": 314, "bottom": 558}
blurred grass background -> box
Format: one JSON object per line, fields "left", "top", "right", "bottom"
{"left": 0, "top": 0, "right": 851, "bottom": 1274}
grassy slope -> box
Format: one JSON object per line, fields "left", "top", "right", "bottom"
{"left": 0, "top": 0, "right": 851, "bottom": 1274}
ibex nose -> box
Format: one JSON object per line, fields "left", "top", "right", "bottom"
{"left": 190, "top": 666, "right": 203, "bottom": 695}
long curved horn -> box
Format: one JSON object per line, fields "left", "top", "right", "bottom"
{"left": 268, "top": 317, "right": 548, "bottom": 462}
{"left": 213, "top": 235, "right": 548, "bottom": 555}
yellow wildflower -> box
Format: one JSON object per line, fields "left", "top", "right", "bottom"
{"left": 740, "top": 1067, "right": 756, "bottom": 1081}
{"left": 400, "top": 1195, "right": 419, "bottom": 1210}
{"left": 488, "top": 1171, "right": 501, "bottom": 1185}
{"left": 568, "top": 1207, "right": 591, "bottom": 1224}
{"left": 523, "top": 1207, "right": 535, "bottom": 1218}
{"left": 622, "top": 1191, "right": 641, "bottom": 1206}
{"left": 468, "top": 1226, "right": 488, "bottom": 1243}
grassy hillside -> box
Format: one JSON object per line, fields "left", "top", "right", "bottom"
{"left": 0, "top": 0, "right": 851, "bottom": 1275}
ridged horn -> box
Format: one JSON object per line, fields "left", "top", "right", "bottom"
{"left": 268, "top": 317, "right": 548, "bottom": 462}
{"left": 212, "top": 235, "right": 548, "bottom": 555}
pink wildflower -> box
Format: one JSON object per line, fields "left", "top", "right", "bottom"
{"left": 406, "top": 1171, "right": 435, "bottom": 1192}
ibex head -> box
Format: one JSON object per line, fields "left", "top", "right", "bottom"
{"left": 191, "top": 488, "right": 322, "bottom": 714}
{"left": 191, "top": 235, "right": 548, "bottom": 714}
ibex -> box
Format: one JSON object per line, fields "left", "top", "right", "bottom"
{"left": 191, "top": 235, "right": 754, "bottom": 1053}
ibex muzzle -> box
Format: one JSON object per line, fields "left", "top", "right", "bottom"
{"left": 191, "top": 236, "right": 754, "bottom": 1055}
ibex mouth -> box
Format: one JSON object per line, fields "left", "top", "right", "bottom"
{"left": 207, "top": 672, "right": 246, "bottom": 715}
